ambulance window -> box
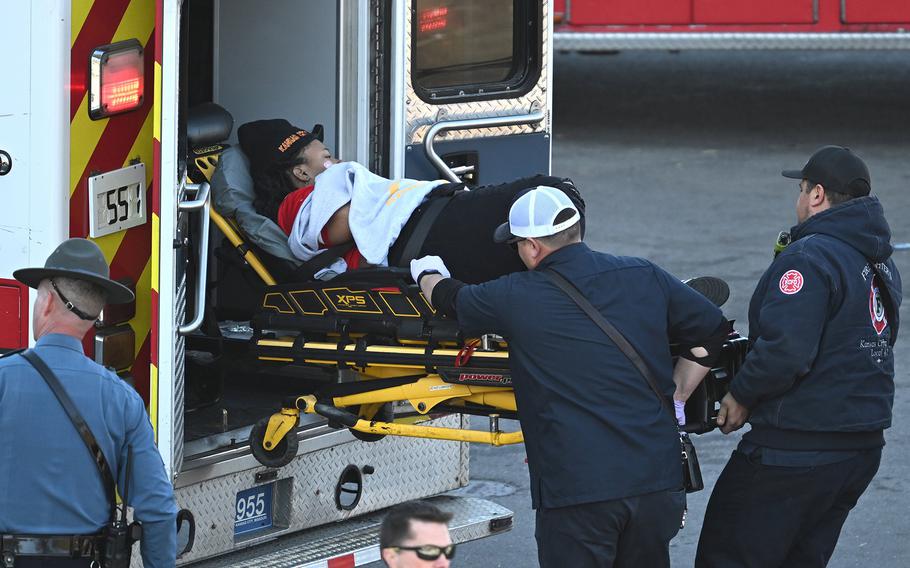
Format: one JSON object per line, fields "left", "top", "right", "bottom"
{"left": 412, "top": 0, "right": 540, "bottom": 103}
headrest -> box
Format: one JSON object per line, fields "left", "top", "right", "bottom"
{"left": 187, "top": 103, "right": 234, "bottom": 148}
{"left": 211, "top": 146, "right": 301, "bottom": 265}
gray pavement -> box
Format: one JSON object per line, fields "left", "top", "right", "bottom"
{"left": 444, "top": 50, "right": 910, "bottom": 568}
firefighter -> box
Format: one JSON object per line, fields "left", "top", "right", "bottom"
{"left": 0, "top": 239, "right": 177, "bottom": 567}
{"left": 695, "top": 146, "right": 902, "bottom": 567}
{"left": 411, "top": 186, "right": 730, "bottom": 568}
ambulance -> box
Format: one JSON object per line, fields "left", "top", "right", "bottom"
{"left": 0, "top": 0, "right": 554, "bottom": 564}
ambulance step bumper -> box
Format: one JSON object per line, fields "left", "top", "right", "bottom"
{"left": 187, "top": 496, "right": 512, "bottom": 567}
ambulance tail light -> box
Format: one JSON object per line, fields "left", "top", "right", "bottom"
{"left": 89, "top": 39, "right": 145, "bottom": 120}
{"left": 95, "top": 324, "right": 136, "bottom": 372}
{"left": 97, "top": 279, "right": 136, "bottom": 328}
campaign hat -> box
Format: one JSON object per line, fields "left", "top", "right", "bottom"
{"left": 14, "top": 238, "right": 134, "bottom": 304}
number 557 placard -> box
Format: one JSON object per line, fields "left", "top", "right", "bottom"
{"left": 88, "top": 163, "right": 147, "bottom": 238}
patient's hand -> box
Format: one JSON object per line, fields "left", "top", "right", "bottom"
{"left": 325, "top": 203, "right": 353, "bottom": 246}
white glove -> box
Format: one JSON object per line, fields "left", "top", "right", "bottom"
{"left": 410, "top": 256, "right": 451, "bottom": 284}
{"left": 674, "top": 399, "right": 687, "bottom": 426}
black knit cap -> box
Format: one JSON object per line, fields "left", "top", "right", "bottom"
{"left": 237, "top": 119, "right": 324, "bottom": 174}
{"left": 782, "top": 145, "right": 871, "bottom": 197}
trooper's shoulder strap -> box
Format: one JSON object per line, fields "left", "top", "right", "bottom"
{"left": 0, "top": 348, "right": 26, "bottom": 360}
{"left": 19, "top": 349, "right": 119, "bottom": 521}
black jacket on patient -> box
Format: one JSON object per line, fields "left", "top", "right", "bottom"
{"left": 391, "top": 174, "right": 585, "bottom": 285}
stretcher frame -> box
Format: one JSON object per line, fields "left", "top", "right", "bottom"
{"left": 192, "top": 148, "right": 749, "bottom": 469}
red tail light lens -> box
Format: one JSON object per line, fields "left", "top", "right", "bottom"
{"left": 89, "top": 39, "right": 144, "bottom": 120}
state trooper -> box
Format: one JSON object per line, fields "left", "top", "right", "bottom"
{"left": 0, "top": 238, "right": 177, "bottom": 567}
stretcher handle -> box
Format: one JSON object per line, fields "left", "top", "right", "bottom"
{"left": 424, "top": 107, "right": 545, "bottom": 183}
{"left": 178, "top": 180, "right": 211, "bottom": 334}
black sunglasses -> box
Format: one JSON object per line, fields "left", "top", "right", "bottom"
{"left": 392, "top": 543, "right": 456, "bottom": 561}
{"left": 507, "top": 237, "right": 526, "bottom": 251}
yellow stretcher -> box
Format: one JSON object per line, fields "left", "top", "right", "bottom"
{"left": 191, "top": 144, "right": 749, "bottom": 469}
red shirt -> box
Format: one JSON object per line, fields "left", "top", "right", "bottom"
{"left": 277, "top": 185, "right": 362, "bottom": 270}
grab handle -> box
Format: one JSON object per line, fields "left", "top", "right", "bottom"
{"left": 177, "top": 180, "right": 211, "bottom": 335}
{"left": 423, "top": 109, "right": 545, "bottom": 183}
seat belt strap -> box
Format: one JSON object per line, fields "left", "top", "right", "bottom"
{"left": 395, "top": 195, "right": 454, "bottom": 267}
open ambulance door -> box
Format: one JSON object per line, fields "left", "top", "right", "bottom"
{"left": 392, "top": 0, "right": 552, "bottom": 184}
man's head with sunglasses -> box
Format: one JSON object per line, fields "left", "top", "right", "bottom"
{"left": 380, "top": 501, "right": 455, "bottom": 567}
{"left": 493, "top": 185, "right": 583, "bottom": 270}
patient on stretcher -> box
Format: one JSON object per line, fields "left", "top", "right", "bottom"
{"left": 237, "top": 118, "right": 585, "bottom": 284}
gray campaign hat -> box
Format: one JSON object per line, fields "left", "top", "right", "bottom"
{"left": 14, "top": 238, "right": 135, "bottom": 304}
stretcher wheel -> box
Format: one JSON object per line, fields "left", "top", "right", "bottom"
{"left": 349, "top": 403, "right": 394, "bottom": 443}
{"left": 250, "top": 416, "right": 298, "bottom": 468}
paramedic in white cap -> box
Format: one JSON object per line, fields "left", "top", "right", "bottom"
{"left": 411, "top": 186, "right": 731, "bottom": 568}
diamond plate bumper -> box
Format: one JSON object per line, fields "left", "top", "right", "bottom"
{"left": 189, "top": 495, "right": 511, "bottom": 567}
{"left": 169, "top": 415, "right": 470, "bottom": 565}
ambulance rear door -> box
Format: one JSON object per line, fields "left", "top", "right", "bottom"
{"left": 388, "top": 0, "right": 552, "bottom": 185}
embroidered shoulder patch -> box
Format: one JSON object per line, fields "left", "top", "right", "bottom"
{"left": 869, "top": 278, "right": 888, "bottom": 335}
{"left": 779, "top": 269, "right": 804, "bottom": 295}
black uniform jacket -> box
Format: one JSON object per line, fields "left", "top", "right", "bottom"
{"left": 732, "top": 196, "right": 902, "bottom": 451}
{"left": 454, "top": 243, "right": 726, "bottom": 509}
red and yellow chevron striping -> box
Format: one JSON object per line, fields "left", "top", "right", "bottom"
{"left": 69, "top": 0, "right": 157, "bottom": 411}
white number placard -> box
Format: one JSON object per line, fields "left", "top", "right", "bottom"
{"left": 88, "top": 163, "right": 147, "bottom": 238}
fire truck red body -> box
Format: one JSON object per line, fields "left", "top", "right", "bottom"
{"left": 554, "top": 0, "right": 910, "bottom": 50}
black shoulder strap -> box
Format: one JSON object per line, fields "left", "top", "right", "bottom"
{"left": 395, "top": 195, "right": 455, "bottom": 267}
{"left": 0, "top": 348, "right": 26, "bottom": 359}
{"left": 292, "top": 241, "right": 355, "bottom": 280}
{"left": 20, "top": 350, "right": 118, "bottom": 521}
{"left": 306, "top": 241, "right": 355, "bottom": 273}
{"left": 544, "top": 269, "right": 676, "bottom": 421}
{"left": 869, "top": 262, "right": 900, "bottom": 347}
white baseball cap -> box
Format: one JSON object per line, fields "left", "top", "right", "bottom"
{"left": 493, "top": 185, "right": 581, "bottom": 243}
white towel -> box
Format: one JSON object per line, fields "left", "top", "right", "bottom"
{"left": 288, "top": 162, "right": 445, "bottom": 274}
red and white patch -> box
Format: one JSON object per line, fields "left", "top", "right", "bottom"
{"left": 869, "top": 277, "right": 888, "bottom": 335}
{"left": 779, "top": 270, "right": 804, "bottom": 295}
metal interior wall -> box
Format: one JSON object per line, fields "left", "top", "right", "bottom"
{"left": 403, "top": 0, "right": 552, "bottom": 145}
{"left": 214, "top": 0, "right": 339, "bottom": 147}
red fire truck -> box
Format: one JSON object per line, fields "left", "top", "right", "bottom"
{"left": 554, "top": 0, "right": 910, "bottom": 50}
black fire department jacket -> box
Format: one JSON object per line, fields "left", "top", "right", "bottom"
{"left": 732, "top": 196, "right": 902, "bottom": 451}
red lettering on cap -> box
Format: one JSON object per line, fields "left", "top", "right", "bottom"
{"left": 779, "top": 270, "right": 803, "bottom": 295}
{"left": 277, "top": 130, "right": 309, "bottom": 153}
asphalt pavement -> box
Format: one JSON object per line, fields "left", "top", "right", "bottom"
{"left": 444, "top": 49, "right": 910, "bottom": 568}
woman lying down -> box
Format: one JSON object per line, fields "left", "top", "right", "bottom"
{"left": 239, "top": 118, "right": 584, "bottom": 284}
